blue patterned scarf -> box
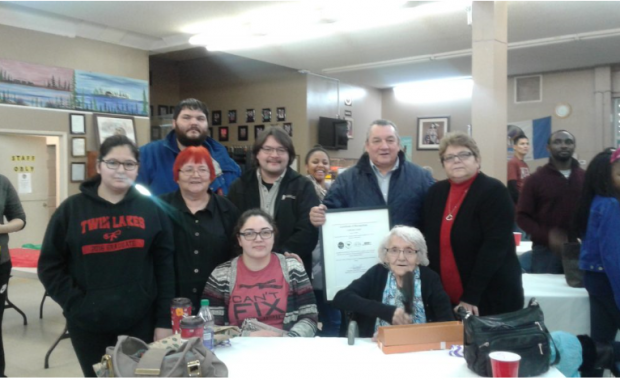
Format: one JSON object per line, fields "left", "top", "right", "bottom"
{"left": 375, "top": 267, "right": 426, "bottom": 332}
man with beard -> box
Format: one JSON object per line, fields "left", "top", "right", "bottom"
{"left": 517, "top": 130, "right": 585, "bottom": 274}
{"left": 138, "top": 98, "right": 240, "bottom": 195}
{"left": 227, "top": 127, "right": 319, "bottom": 277}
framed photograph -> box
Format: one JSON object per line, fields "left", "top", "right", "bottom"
{"left": 218, "top": 126, "right": 229, "bottom": 142}
{"left": 417, "top": 116, "right": 449, "bottom": 150}
{"left": 246, "top": 109, "right": 255, "bottom": 123}
{"left": 283, "top": 122, "right": 293, "bottom": 137}
{"left": 344, "top": 110, "right": 352, "bottom": 117}
{"left": 212, "top": 110, "right": 222, "bottom": 126}
{"left": 254, "top": 125, "right": 265, "bottom": 139}
{"left": 168, "top": 105, "right": 176, "bottom": 114}
{"left": 158, "top": 105, "right": 168, "bottom": 116}
{"left": 228, "top": 110, "right": 237, "bottom": 124}
{"left": 209, "top": 127, "right": 214, "bottom": 138}
{"left": 150, "top": 125, "right": 161, "bottom": 141}
{"left": 70, "top": 113, "right": 86, "bottom": 135}
{"left": 262, "top": 108, "right": 272, "bottom": 122}
{"left": 71, "top": 162, "right": 86, "bottom": 183}
{"left": 276, "top": 107, "right": 286, "bottom": 122}
{"left": 345, "top": 117, "right": 353, "bottom": 139}
{"left": 238, "top": 126, "right": 248, "bottom": 141}
{"left": 94, "top": 114, "right": 137, "bottom": 147}
{"left": 71, "top": 137, "right": 86, "bottom": 157}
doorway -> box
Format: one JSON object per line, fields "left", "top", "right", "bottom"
{"left": 0, "top": 130, "right": 67, "bottom": 249}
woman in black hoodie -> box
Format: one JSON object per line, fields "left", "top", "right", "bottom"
{"left": 38, "top": 135, "right": 175, "bottom": 377}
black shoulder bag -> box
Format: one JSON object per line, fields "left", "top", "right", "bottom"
{"left": 458, "top": 298, "right": 560, "bottom": 377}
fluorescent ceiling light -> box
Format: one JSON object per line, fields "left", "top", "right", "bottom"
{"left": 394, "top": 77, "right": 473, "bottom": 104}
{"left": 188, "top": 1, "right": 471, "bottom": 51}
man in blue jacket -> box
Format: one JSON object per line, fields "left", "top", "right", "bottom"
{"left": 137, "top": 98, "right": 241, "bottom": 195}
{"left": 310, "top": 119, "right": 434, "bottom": 229}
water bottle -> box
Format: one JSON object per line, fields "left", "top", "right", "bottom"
{"left": 198, "top": 299, "right": 215, "bottom": 350}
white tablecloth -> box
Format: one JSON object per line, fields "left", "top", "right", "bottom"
{"left": 214, "top": 337, "right": 563, "bottom": 378}
{"left": 516, "top": 241, "right": 533, "bottom": 256}
{"left": 522, "top": 273, "right": 589, "bottom": 335}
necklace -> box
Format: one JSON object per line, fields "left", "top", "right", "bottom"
{"left": 445, "top": 189, "right": 468, "bottom": 221}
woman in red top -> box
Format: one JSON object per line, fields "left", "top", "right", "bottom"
{"left": 422, "top": 132, "right": 523, "bottom": 316}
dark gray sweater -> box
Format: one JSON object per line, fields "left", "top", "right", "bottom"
{"left": 0, "top": 174, "right": 26, "bottom": 264}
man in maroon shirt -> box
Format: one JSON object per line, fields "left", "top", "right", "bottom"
{"left": 516, "top": 130, "right": 585, "bottom": 274}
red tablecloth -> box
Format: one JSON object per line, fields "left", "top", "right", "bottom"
{"left": 9, "top": 248, "right": 40, "bottom": 268}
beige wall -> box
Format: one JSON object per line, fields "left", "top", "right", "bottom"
{"left": 0, "top": 24, "right": 150, "bottom": 196}
{"left": 378, "top": 65, "right": 616, "bottom": 180}
{"left": 381, "top": 90, "right": 471, "bottom": 180}
{"left": 177, "top": 57, "right": 308, "bottom": 160}
{"left": 306, "top": 76, "right": 382, "bottom": 161}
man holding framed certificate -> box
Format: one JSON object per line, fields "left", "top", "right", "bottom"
{"left": 310, "top": 119, "right": 434, "bottom": 229}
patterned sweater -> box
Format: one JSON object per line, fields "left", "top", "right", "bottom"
{"left": 203, "top": 254, "right": 318, "bottom": 337}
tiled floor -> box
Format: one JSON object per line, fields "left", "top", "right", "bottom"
{"left": 4, "top": 271, "right": 83, "bottom": 377}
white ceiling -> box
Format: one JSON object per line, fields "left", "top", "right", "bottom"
{"left": 2, "top": 1, "right": 620, "bottom": 89}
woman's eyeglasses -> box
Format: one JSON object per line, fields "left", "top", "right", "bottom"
{"left": 100, "top": 159, "right": 139, "bottom": 171}
{"left": 442, "top": 151, "right": 474, "bottom": 163}
{"left": 238, "top": 229, "right": 274, "bottom": 241}
{"left": 384, "top": 247, "right": 419, "bottom": 258}
{"left": 179, "top": 167, "right": 210, "bottom": 177}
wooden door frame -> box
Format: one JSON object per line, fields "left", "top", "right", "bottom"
{"left": 0, "top": 128, "right": 68, "bottom": 203}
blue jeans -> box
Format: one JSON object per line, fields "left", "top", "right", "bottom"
{"left": 314, "top": 290, "right": 341, "bottom": 337}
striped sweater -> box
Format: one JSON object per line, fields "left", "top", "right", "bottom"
{"left": 203, "top": 254, "right": 318, "bottom": 337}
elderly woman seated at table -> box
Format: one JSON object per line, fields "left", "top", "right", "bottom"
{"left": 203, "top": 208, "right": 318, "bottom": 337}
{"left": 333, "top": 226, "right": 454, "bottom": 338}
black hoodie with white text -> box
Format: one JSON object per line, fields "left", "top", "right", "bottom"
{"left": 38, "top": 176, "right": 175, "bottom": 333}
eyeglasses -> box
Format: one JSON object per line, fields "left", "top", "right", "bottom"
{"left": 238, "top": 229, "right": 274, "bottom": 241}
{"left": 100, "top": 159, "right": 139, "bottom": 171}
{"left": 179, "top": 166, "right": 210, "bottom": 177}
{"left": 442, "top": 151, "right": 474, "bottom": 163}
{"left": 261, "top": 147, "right": 288, "bottom": 155}
{"left": 384, "top": 247, "right": 419, "bottom": 258}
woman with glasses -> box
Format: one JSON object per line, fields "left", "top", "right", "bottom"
{"left": 38, "top": 135, "right": 175, "bottom": 377}
{"left": 421, "top": 131, "right": 523, "bottom": 317}
{"left": 202, "top": 208, "right": 318, "bottom": 337}
{"left": 159, "top": 146, "right": 240, "bottom": 312}
{"left": 332, "top": 225, "right": 453, "bottom": 338}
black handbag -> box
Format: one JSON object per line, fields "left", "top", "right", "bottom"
{"left": 459, "top": 299, "right": 559, "bottom": 377}
{"left": 562, "top": 242, "right": 584, "bottom": 288}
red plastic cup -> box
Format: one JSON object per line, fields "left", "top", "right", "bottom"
{"left": 170, "top": 298, "right": 192, "bottom": 335}
{"left": 180, "top": 316, "right": 205, "bottom": 342}
{"left": 489, "top": 351, "right": 521, "bottom": 377}
{"left": 513, "top": 232, "right": 522, "bottom": 246}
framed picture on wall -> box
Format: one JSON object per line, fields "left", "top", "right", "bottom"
{"left": 228, "top": 110, "right": 237, "bottom": 124}
{"left": 254, "top": 125, "right": 265, "bottom": 139}
{"left": 71, "top": 162, "right": 86, "bottom": 183}
{"left": 212, "top": 110, "right": 222, "bottom": 126}
{"left": 168, "top": 105, "right": 176, "bottom": 114}
{"left": 150, "top": 125, "right": 161, "bottom": 141}
{"left": 238, "top": 126, "right": 248, "bottom": 141}
{"left": 345, "top": 117, "right": 353, "bottom": 139}
{"left": 94, "top": 114, "right": 137, "bottom": 147}
{"left": 72, "top": 137, "right": 86, "bottom": 157}
{"left": 262, "top": 108, "right": 272, "bottom": 122}
{"left": 417, "top": 116, "right": 449, "bottom": 150}
{"left": 158, "top": 105, "right": 168, "bottom": 116}
{"left": 283, "top": 122, "right": 293, "bottom": 137}
{"left": 276, "top": 107, "right": 286, "bottom": 122}
{"left": 70, "top": 113, "right": 86, "bottom": 134}
{"left": 246, "top": 109, "right": 255, "bottom": 123}
{"left": 219, "top": 126, "right": 229, "bottom": 142}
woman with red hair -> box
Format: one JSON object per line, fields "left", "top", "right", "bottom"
{"left": 160, "top": 146, "right": 240, "bottom": 311}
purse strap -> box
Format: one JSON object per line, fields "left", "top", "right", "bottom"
{"left": 164, "top": 337, "right": 205, "bottom": 377}
{"left": 134, "top": 348, "right": 172, "bottom": 376}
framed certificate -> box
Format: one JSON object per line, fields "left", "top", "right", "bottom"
{"left": 321, "top": 207, "right": 390, "bottom": 301}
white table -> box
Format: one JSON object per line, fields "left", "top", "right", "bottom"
{"left": 214, "top": 337, "right": 563, "bottom": 378}
{"left": 517, "top": 241, "right": 533, "bottom": 256}
{"left": 522, "top": 273, "right": 589, "bottom": 335}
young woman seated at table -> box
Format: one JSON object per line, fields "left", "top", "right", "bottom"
{"left": 333, "top": 226, "right": 454, "bottom": 339}
{"left": 202, "top": 208, "right": 318, "bottom": 337}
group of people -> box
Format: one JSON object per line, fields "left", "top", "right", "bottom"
{"left": 0, "top": 96, "right": 616, "bottom": 377}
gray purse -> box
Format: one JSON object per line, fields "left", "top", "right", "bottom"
{"left": 98, "top": 336, "right": 228, "bottom": 377}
